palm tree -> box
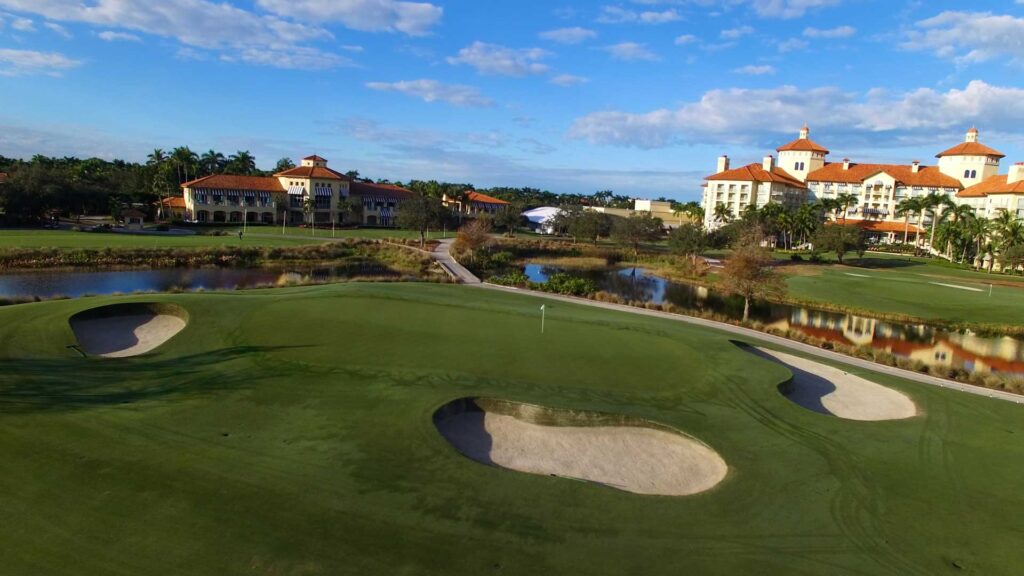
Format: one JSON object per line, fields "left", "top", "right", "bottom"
{"left": 835, "top": 192, "right": 859, "bottom": 224}
{"left": 818, "top": 198, "right": 839, "bottom": 222}
{"left": 963, "top": 216, "right": 990, "bottom": 265}
{"left": 146, "top": 149, "right": 167, "bottom": 167}
{"left": 199, "top": 150, "right": 225, "bottom": 176}
{"left": 794, "top": 204, "right": 819, "bottom": 246}
{"left": 995, "top": 211, "right": 1024, "bottom": 251}
{"left": 895, "top": 197, "right": 922, "bottom": 245}
{"left": 227, "top": 151, "right": 257, "bottom": 176}
{"left": 919, "top": 192, "right": 952, "bottom": 253}
{"left": 944, "top": 204, "right": 975, "bottom": 259}
{"left": 777, "top": 210, "right": 795, "bottom": 250}
{"left": 303, "top": 194, "right": 317, "bottom": 234}
{"left": 713, "top": 203, "right": 732, "bottom": 225}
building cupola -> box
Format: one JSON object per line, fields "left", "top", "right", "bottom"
{"left": 799, "top": 124, "right": 810, "bottom": 140}
{"left": 966, "top": 127, "right": 979, "bottom": 143}
{"left": 302, "top": 155, "right": 328, "bottom": 168}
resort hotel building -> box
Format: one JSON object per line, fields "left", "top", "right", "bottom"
{"left": 180, "top": 155, "right": 413, "bottom": 227}
{"left": 701, "top": 126, "right": 1024, "bottom": 241}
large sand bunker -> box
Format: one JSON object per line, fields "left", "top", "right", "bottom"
{"left": 434, "top": 398, "right": 727, "bottom": 496}
{"left": 69, "top": 303, "right": 188, "bottom": 358}
{"left": 748, "top": 347, "right": 918, "bottom": 421}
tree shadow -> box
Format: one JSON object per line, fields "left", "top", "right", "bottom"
{"left": 0, "top": 345, "right": 313, "bottom": 414}
{"left": 733, "top": 342, "right": 837, "bottom": 416}
{"left": 848, "top": 257, "right": 921, "bottom": 270}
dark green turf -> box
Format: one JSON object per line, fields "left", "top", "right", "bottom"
{"left": 0, "top": 283, "right": 1021, "bottom": 575}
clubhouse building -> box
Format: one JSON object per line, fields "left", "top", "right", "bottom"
{"left": 181, "top": 155, "right": 412, "bottom": 226}
{"left": 701, "top": 126, "right": 1023, "bottom": 242}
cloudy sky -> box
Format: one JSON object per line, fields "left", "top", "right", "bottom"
{"left": 1, "top": 0, "right": 1024, "bottom": 200}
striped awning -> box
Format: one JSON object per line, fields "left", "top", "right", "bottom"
{"left": 258, "top": 191, "right": 271, "bottom": 200}
{"left": 380, "top": 208, "right": 393, "bottom": 218}
{"left": 315, "top": 187, "right": 332, "bottom": 197}
{"left": 288, "top": 186, "right": 305, "bottom": 196}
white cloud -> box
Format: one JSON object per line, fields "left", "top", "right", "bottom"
{"left": 777, "top": 37, "right": 808, "bottom": 52}
{"left": 567, "top": 80, "right": 1024, "bottom": 149}
{"left": 803, "top": 25, "right": 855, "bottom": 38}
{"left": 224, "top": 46, "right": 355, "bottom": 70}
{"left": 549, "top": 73, "right": 589, "bottom": 87}
{"left": 97, "top": 30, "right": 140, "bottom": 42}
{"left": 447, "top": 42, "right": 550, "bottom": 76}
{"left": 255, "top": 0, "right": 442, "bottom": 36}
{"left": 746, "top": 0, "right": 842, "bottom": 19}
{"left": 43, "top": 21, "right": 71, "bottom": 37}
{"left": 596, "top": 6, "right": 682, "bottom": 24}
{"left": 903, "top": 11, "right": 1024, "bottom": 65}
{"left": 720, "top": 25, "right": 754, "bottom": 39}
{"left": 539, "top": 26, "right": 597, "bottom": 44}
{"left": 603, "top": 41, "right": 659, "bottom": 61}
{"left": 365, "top": 79, "right": 494, "bottom": 107}
{"left": 674, "top": 34, "right": 698, "bottom": 45}
{"left": 0, "top": 0, "right": 346, "bottom": 70}
{"left": 11, "top": 15, "right": 33, "bottom": 31}
{"left": 734, "top": 64, "right": 775, "bottom": 75}
{"left": 0, "top": 48, "right": 80, "bottom": 76}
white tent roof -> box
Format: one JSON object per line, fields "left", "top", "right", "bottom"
{"left": 522, "top": 206, "right": 561, "bottom": 224}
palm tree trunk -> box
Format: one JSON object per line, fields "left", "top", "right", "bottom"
{"left": 903, "top": 216, "right": 910, "bottom": 244}
{"left": 743, "top": 297, "right": 750, "bottom": 323}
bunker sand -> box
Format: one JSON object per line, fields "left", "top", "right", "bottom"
{"left": 435, "top": 399, "right": 727, "bottom": 496}
{"left": 750, "top": 347, "right": 918, "bottom": 421}
{"left": 70, "top": 304, "right": 187, "bottom": 358}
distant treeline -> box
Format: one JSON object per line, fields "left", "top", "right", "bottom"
{"left": 0, "top": 149, "right": 688, "bottom": 224}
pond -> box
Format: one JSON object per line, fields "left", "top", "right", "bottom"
{"left": 524, "top": 264, "right": 1024, "bottom": 381}
{"left": 0, "top": 264, "right": 400, "bottom": 300}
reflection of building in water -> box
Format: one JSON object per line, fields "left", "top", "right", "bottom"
{"left": 767, "top": 310, "right": 1024, "bottom": 378}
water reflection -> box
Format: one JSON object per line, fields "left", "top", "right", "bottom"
{"left": 0, "top": 263, "right": 399, "bottom": 299}
{"left": 524, "top": 264, "right": 1024, "bottom": 380}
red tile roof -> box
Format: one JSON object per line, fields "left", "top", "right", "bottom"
{"left": 275, "top": 165, "right": 350, "bottom": 180}
{"left": 156, "top": 196, "right": 187, "bottom": 208}
{"left": 303, "top": 155, "right": 328, "bottom": 161}
{"left": 847, "top": 220, "right": 925, "bottom": 234}
{"left": 706, "top": 163, "right": 806, "bottom": 188}
{"left": 958, "top": 175, "right": 1024, "bottom": 198}
{"left": 181, "top": 174, "right": 285, "bottom": 192}
{"left": 807, "top": 162, "right": 962, "bottom": 188}
{"left": 935, "top": 141, "right": 1005, "bottom": 159}
{"left": 776, "top": 137, "right": 830, "bottom": 154}
{"left": 466, "top": 191, "right": 509, "bottom": 205}
{"left": 350, "top": 181, "right": 414, "bottom": 199}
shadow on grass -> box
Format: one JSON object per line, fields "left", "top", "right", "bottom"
{"left": 847, "top": 257, "right": 921, "bottom": 270}
{"left": 0, "top": 345, "right": 311, "bottom": 414}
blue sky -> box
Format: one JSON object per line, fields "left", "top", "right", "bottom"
{"left": 2, "top": 1, "right": 1024, "bottom": 201}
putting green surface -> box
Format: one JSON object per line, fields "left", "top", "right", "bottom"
{"left": 1, "top": 283, "right": 1021, "bottom": 575}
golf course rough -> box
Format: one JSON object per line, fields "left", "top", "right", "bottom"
{"left": 747, "top": 346, "right": 919, "bottom": 421}
{"left": 69, "top": 302, "right": 188, "bottom": 357}
{"left": 1, "top": 283, "right": 1022, "bottom": 575}
{"left": 434, "top": 397, "right": 728, "bottom": 496}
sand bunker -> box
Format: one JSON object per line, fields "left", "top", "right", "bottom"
{"left": 69, "top": 303, "right": 188, "bottom": 358}
{"left": 434, "top": 398, "right": 727, "bottom": 496}
{"left": 749, "top": 347, "right": 917, "bottom": 421}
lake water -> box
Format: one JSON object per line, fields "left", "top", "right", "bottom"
{"left": 0, "top": 264, "right": 399, "bottom": 299}
{"left": 525, "top": 264, "right": 1024, "bottom": 380}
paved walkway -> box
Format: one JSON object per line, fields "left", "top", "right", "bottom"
{"left": 433, "top": 239, "right": 481, "bottom": 284}
{"left": 430, "top": 239, "right": 1023, "bottom": 405}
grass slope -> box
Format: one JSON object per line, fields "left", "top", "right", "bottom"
{"left": 0, "top": 284, "right": 1021, "bottom": 575}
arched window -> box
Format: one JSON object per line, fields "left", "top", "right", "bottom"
{"left": 970, "top": 170, "right": 977, "bottom": 179}
{"left": 964, "top": 169, "right": 971, "bottom": 178}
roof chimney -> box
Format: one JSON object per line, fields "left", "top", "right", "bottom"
{"left": 717, "top": 155, "right": 730, "bottom": 174}
{"left": 966, "top": 127, "right": 979, "bottom": 143}
{"left": 1010, "top": 162, "right": 1024, "bottom": 185}
{"left": 843, "top": 158, "right": 850, "bottom": 170}
{"left": 763, "top": 155, "right": 775, "bottom": 172}
{"left": 800, "top": 124, "right": 810, "bottom": 140}
{"left": 912, "top": 160, "right": 920, "bottom": 174}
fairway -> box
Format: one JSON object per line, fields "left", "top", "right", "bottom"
{"left": 0, "top": 283, "right": 1021, "bottom": 575}
{"left": 0, "top": 229, "right": 327, "bottom": 249}
{"left": 785, "top": 265, "right": 1024, "bottom": 325}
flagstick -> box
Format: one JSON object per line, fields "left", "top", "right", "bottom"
{"left": 541, "top": 305, "right": 546, "bottom": 334}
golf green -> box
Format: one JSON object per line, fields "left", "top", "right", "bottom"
{"left": 0, "top": 283, "right": 1021, "bottom": 575}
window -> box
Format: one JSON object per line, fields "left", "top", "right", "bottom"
{"left": 970, "top": 170, "right": 977, "bottom": 179}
